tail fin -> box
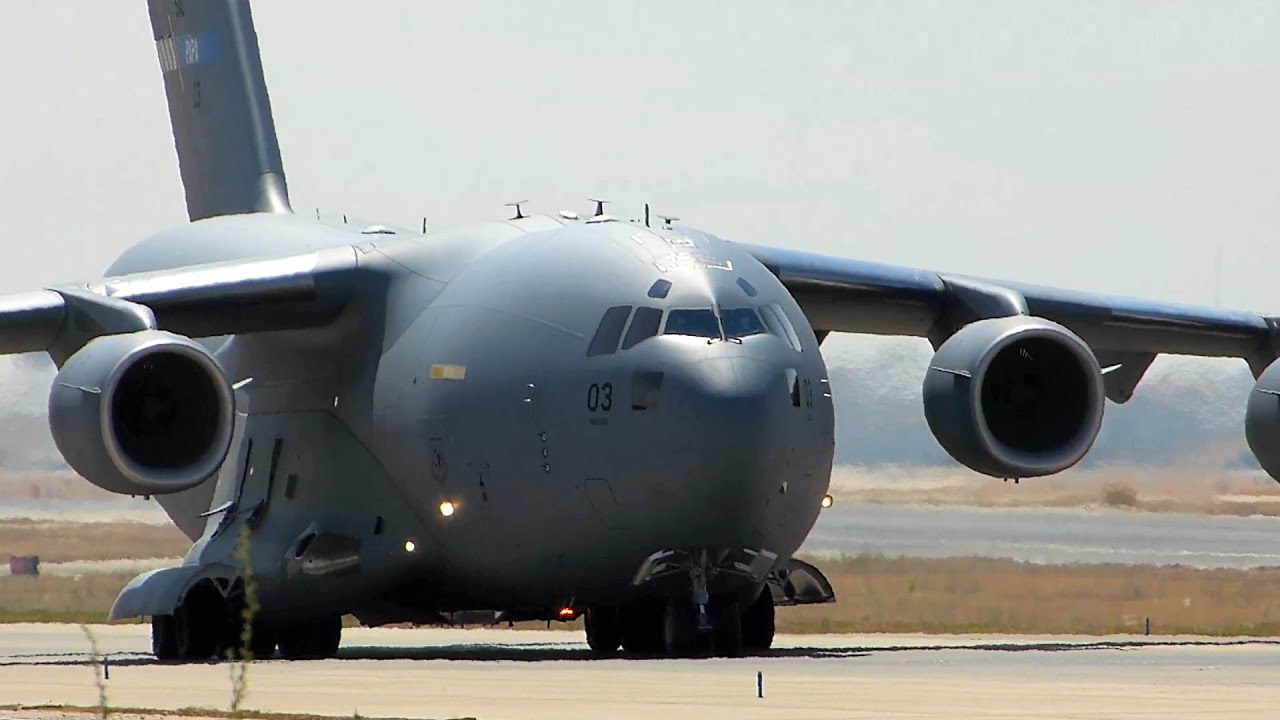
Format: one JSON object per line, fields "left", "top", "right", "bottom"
{"left": 148, "top": 0, "right": 292, "bottom": 221}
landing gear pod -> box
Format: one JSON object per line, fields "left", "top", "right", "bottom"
{"left": 48, "top": 330, "right": 235, "bottom": 496}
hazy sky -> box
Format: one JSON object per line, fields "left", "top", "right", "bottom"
{"left": 3, "top": 1, "right": 1280, "bottom": 366}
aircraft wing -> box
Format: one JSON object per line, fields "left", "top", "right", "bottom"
{"left": 743, "top": 244, "right": 1280, "bottom": 401}
{"left": 0, "top": 246, "right": 359, "bottom": 361}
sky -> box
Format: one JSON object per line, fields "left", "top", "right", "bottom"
{"left": 3, "top": 0, "right": 1280, "bottom": 371}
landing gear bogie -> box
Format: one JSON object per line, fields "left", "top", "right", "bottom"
{"left": 590, "top": 596, "right": 746, "bottom": 658}
{"left": 148, "top": 579, "right": 341, "bottom": 662}
{"left": 150, "top": 581, "right": 225, "bottom": 663}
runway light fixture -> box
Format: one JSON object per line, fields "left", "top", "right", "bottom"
{"left": 557, "top": 606, "right": 577, "bottom": 620}
{"left": 821, "top": 494, "right": 834, "bottom": 509}
{"left": 404, "top": 539, "right": 417, "bottom": 553}
{"left": 439, "top": 500, "right": 456, "bottom": 517}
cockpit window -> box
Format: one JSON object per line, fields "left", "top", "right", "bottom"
{"left": 720, "top": 308, "right": 767, "bottom": 338}
{"left": 648, "top": 279, "right": 672, "bottom": 299}
{"left": 622, "top": 307, "right": 663, "bottom": 350}
{"left": 663, "top": 309, "right": 721, "bottom": 338}
{"left": 736, "top": 278, "right": 758, "bottom": 297}
{"left": 587, "top": 305, "right": 632, "bottom": 356}
{"left": 760, "top": 304, "right": 803, "bottom": 351}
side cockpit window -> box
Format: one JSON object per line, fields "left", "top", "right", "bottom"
{"left": 623, "top": 307, "right": 664, "bottom": 350}
{"left": 760, "top": 303, "right": 803, "bottom": 352}
{"left": 587, "top": 305, "right": 633, "bottom": 356}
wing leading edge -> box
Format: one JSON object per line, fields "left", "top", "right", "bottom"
{"left": 743, "top": 243, "right": 1280, "bottom": 400}
{"left": 0, "top": 246, "right": 359, "bottom": 364}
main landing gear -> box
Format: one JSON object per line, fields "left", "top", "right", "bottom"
{"left": 150, "top": 580, "right": 342, "bottom": 662}
{"left": 584, "top": 587, "right": 775, "bottom": 658}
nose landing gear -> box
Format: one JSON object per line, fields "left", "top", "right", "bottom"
{"left": 583, "top": 550, "right": 754, "bottom": 657}
{"left": 658, "top": 557, "right": 746, "bottom": 657}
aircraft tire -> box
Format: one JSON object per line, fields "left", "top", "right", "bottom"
{"left": 662, "top": 599, "right": 702, "bottom": 657}
{"left": 740, "top": 588, "right": 775, "bottom": 651}
{"left": 170, "top": 582, "right": 224, "bottom": 662}
{"left": 584, "top": 608, "right": 623, "bottom": 654}
{"left": 711, "top": 600, "right": 743, "bottom": 657}
{"left": 151, "top": 614, "right": 179, "bottom": 661}
{"left": 174, "top": 603, "right": 220, "bottom": 661}
{"left": 278, "top": 614, "right": 342, "bottom": 660}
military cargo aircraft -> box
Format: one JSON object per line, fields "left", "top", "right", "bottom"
{"left": 7, "top": 0, "right": 1280, "bottom": 660}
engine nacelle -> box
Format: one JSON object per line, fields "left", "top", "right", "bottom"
{"left": 923, "top": 316, "right": 1105, "bottom": 478}
{"left": 1245, "top": 359, "right": 1280, "bottom": 482}
{"left": 48, "top": 330, "right": 235, "bottom": 496}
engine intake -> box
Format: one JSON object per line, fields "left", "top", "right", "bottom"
{"left": 48, "top": 330, "right": 235, "bottom": 496}
{"left": 923, "top": 316, "right": 1105, "bottom": 478}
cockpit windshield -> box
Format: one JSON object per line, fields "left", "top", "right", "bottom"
{"left": 720, "top": 308, "right": 767, "bottom": 339}
{"left": 663, "top": 309, "right": 721, "bottom": 338}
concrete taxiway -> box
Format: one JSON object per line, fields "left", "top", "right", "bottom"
{"left": 2, "top": 624, "right": 1278, "bottom": 719}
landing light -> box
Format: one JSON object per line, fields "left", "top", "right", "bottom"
{"left": 404, "top": 540, "right": 417, "bottom": 553}
{"left": 557, "top": 606, "right": 577, "bottom": 620}
{"left": 439, "top": 500, "right": 456, "bottom": 517}
{"left": 821, "top": 494, "right": 834, "bottom": 509}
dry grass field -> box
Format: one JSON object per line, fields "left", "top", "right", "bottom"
{"left": 780, "top": 554, "right": 1280, "bottom": 636}
{"left": 0, "top": 471, "right": 116, "bottom": 503}
{"left": 0, "top": 573, "right": 137, "bottom": 624}
{"left": 0, "top": 520, "right": 188, "bottom": 563}
{"left": 7, "top": 555, "right": 1280, "bottom": 636}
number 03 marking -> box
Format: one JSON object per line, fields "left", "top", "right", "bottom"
{"left": 587, "top": 382, "right": 613, "bottom": 412}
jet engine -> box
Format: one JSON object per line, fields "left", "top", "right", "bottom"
{"left": 922, "top": 316, "right": 1105, "bottom": 478}
{"left": 1245, "top": 360, "right": 1280, "bottom": 481}
{"left": 48, "top": 330, "right": 235, "bottom": 496}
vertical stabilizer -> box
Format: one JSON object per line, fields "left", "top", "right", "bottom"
{"left": 148, "top": 0, "right": 292, "bottom": 221}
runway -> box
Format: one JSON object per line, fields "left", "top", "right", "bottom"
{"left": 807, "top": 501, "right": 1280, "bottom": 568}
{"left": 2, "top": 624, "right": 1278, "bottom": 719}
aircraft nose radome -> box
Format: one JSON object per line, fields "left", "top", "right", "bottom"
{"left": 659, "top": 355, "right": 786, "bottom": 547}
{"left": 675, "top": 356, "right": 779, "bottom": 430}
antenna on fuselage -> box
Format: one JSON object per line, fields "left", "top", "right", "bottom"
{"left": 658, "top": 214, "right": 679, "bottom": 229}
{"left": 589, "top": 198, "right": 610, "bottom": 217}
{"left": 644, "top": 203, "right": 650, "bottom": 228}
{"left": 506, "top": 201, "right": 529, "bottom": 220}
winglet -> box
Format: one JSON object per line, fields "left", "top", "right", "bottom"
{"left": 148, "top": 0, "right": 291, "bottom": 221}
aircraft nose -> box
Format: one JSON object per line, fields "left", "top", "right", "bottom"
{"left": 673, "top": 354, "right": 780, "bottom": 428}
{"left": 655, "top": 351, "right": 788, "bottom": 545}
